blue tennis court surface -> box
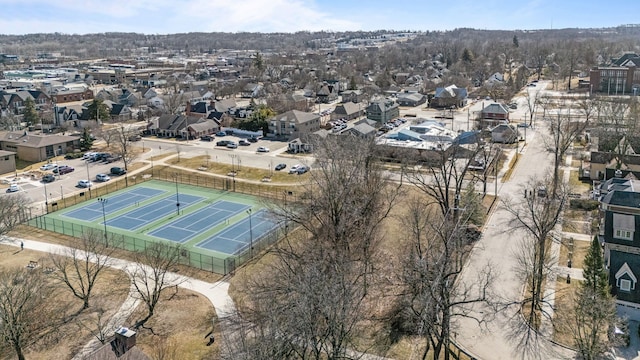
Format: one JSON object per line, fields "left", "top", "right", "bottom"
{"left": 148, "top": 200, "right": 250, "bottom": 243}
{"left": 63, "top": 188, "right": 166, "bottom": 221}
{"left": 196, "top": 209, "right": 279, "bottom": 255}
{"left": 106, "top": 194, "right": 203, "bottom": 231}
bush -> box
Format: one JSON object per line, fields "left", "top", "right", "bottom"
{"left": 569, "top": 199, "right": 600, "bottom": 211}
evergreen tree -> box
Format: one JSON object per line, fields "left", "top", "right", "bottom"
{"left": 512, "top": 35, "right": 519, "bottom": 48}
{"left": 461, "top": 48, "right": 474, "bottom": 63}
{"left": 81, "top": 127, "right": 93, "bottom": 151}
{"left": 349, "top": 76, "right": 358, "bottom": 90}
{"left": 87, "top": 99, "right": 110, "bottom": 123}
{"left": 582, "top": 235, "right": 609, "bottom": 296}
{"left": 22, "top": 97, "right": 39, "bottom": 126}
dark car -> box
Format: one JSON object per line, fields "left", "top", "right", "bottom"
{"left": 110, "top": 167, "right": 127, "bottom": 176}
{"left": 58, "top": 166, "right": 75, "bottom": 175}
{"left": 216, "top": 131, "right": 227, "bottom": 137}
{"left": 200, "top": 135, "right": 214, "bottom": 142}
{"left": 247, "top": 137, "right": 258, "bottom": 143}
{"left": 42, "top": 174, "right": 56, "bottom": 183}
{"left": 274, "top": 163, "right": 286, "bottom": 171}
{"left": 216, "top": 140, "right": 232, "bottom": 146}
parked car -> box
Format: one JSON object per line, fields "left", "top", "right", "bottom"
{"left": 216, "top": 131, "right": 227, "bottom": 137}
{"left": 110, "top": 167, "right": 127, "bottom": 176}
{"left": 104, "top": 155, "right": 121, "bottom": 163}
{"left": 226, "top": 142, "right": 238, "bottom": 149}
{"left": 42, "top": 174, "right": 56, "bottom": 183}
{"left": 257, "top": 146, "right": 270, "bottom": 153}
{"left": 248, "top": 137, "right": 258, "bottom": 143}
{"left": 96, "top": 173, "right": 111, "bottom": 182}
{"left": 77, "top": 180, "right": 93, "bottom": 188}
{"left": 82, "top": 152, "right": 97, "bottom": 160}
{"left": 297, "top": 166, "right": 309, "bottom": 175}
{"left": 56, "top": 166, "right": 75, "bottom": 175}
{"left": 200, "top": 135, "right": 214, "bottom": 142}
{"left": 275, "top": 163, "right": 287, "bottom": 171}
{"left": 289, "top": 164, "right": 302, "bottom": 174}
{"left": 216, "top": 140, "right": 232, "bottom": 146}
{"left": 239, "top": 139, "right": 250, "bottom": 146}
{"left": 40, "top": 163, "right": 57, "bottom": 171}
{"left": 6, "top": 184, "right": 19, "bottom": 193}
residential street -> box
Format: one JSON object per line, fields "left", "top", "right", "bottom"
{"left": 453, "top": 116, "right": 576, "bottom": 359}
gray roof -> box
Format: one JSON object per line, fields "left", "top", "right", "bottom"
{"left": 334, "top": 102, "right": 361, "bottom": 116}
{"left": 350, "top": 123, "right": 376, "bottom": 135}
{"left": 0, "top": 131, "right": 79, "bottom": 148}
{"left": 482, "top": 103, "right": 509, "bottom": 114}
{"left": 187, "top": 119, "right": 218, "bottom": 132}
{"left": 397, "top": 93, "right": 425, "bottom": 102}
{"left": 603, "top": 187, "right": 640, "bottom": 209}
{"left": 272, "top": 110, "right": 320, "bottom": 124}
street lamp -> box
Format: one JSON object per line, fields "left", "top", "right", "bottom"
{"left": 85, "top": 161, "right": 91, "bottom": 197}
{"left": 43, "top": 180, "right": 49, "bottom": 214}
{"left": 246, "top": 208, "right": 253, "bottom": 258}
{"left": 98, "top": 198, "right": 108, "bottom": 242}
{"left": 174, "top": 173, "right": 180, "bottom": 215}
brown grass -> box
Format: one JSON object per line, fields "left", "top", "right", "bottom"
{"left": 569, "top": 170, "right": 590, "bottom": 194}
{"left": 0, "top": 244, "right": 130, "bottom": 360}
{"left": 552, "top": 277, "right": 582, "bottom": 347}
{"left": 559, "top": 238, "right": 590, "bottom": 269}
{"left": 501, "top": 153, "right": 520, "bottom": 182}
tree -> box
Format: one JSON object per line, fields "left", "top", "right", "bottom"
{"left": 113, "top": 125, "right": 139, "bottom": 171}
{"left": 223, "top": 135, "right": 401, "bottom": 359}
{"left": 513, "top": 35, "right": 519, "bottom": 48}
{"left": 81, "top": 127, "right": 94, "bottom": 151}
{"left": 50, "top": 230, "right": 115, "bottom": 309}
{"left": 0, "top": 194, "right": 31, "bottom": 236}
{"left": 87, "top": 99, "right": 111, "bottom": 123}
{"left": 0, "top": 112, "right": 21, "bottom": 131}
{"left": 128, "top": 243, "right": 185, "bottom": 329}
{"left": 559, "top": 236, "right": 617, "bottom": 360}
{"left": 523, "top": 87, "right": 541, "bottom": 125}
{"left": 22, "top": 97, "right": 39, "bottom": 126}
{"left": 240, "top": 105, "right": 275, "bottom": 135}
{"left": 406, "top": 141, "right": 484, "bottom": 222}
{"left": 503, "top": 176, "right": 568, "bottom": 354}
{"left": 0, "top": 267, "right": 58, "bottom": 360}
{"left": 461, "top": 48, "right": 474, "bottom": 63}
{"left": 391, "top": 199, "right": 493, "bottom": 360}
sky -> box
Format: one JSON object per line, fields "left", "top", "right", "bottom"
{"left": 1, "top": 0, "right": 639, "bottom": 35}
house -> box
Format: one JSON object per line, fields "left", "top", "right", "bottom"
{"left": 486, "top": 72, "right": 505, "bottom": 85}
{"left": 430, "top": 85, "right": 468, "bottom": 108}
{"left": 50, "top": 87, "right": 94, "bottom": 104}
{"left": 0, "top": 90, "right": 52, "bottom": 115}
{"left": 213, "top": 98, "right": 237, "bottom": 114}
{"left": 599, "top": 177, "right": 640, "bottom": 319}
{"left": 490, "top": 124, "right": 519, "bottom": 143}
{"left": 340, "top": 89, "right": 365, "bottom": 103}
{"left": 0, "top": 131, "right": 80, "bottom": 162}
{"left": 316, "top": 82, "right": 339, "bottom": 103}
{"left": 0, "top": 150, "right": 16, "bottom": 174}
{"left": 147, "top": 114, "right": 203, "bottom": 138}
{"left": 344, "top": 122, "right": 376, "bottom": 138}
{"left": 185, "top": 119, "right": 220, "bottom": 138}
{"left": 267, "top": 110, "right": 321, "bottom": 141}
{"left": 331, "top": 102, "right": 364, "bottom": 121}
{"left": 397, "top": 93, "right": 427, "bottom": 107}
{"left": 241, "top": 83, "right": 263, "bottom": 98}
{"left": 366, "top": 99, "right": 399, "bottom": 124}
{"left": 480, "top": 103, "right": 510, "bottom": 126}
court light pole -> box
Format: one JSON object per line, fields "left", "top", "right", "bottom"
{"left": 246, "top": 208, "right": 253, "bottom": 258}
{"left": 174, "top": 173, "right": 180, "bottom": 215}
{"left": 43, "top": 180, "right": 49, "bottom": 214}
{"left": 98, "top": 197, "right": 108, "bottom": 243}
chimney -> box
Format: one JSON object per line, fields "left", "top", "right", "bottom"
{"left": 615, "top": 169, "right": 623, "bottom": 178}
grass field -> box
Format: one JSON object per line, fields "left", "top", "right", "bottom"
{"left": 30, "top": 180, "right": 284, "bottom": 274}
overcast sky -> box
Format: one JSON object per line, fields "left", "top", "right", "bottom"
{"left": 1, "top": 0, "right": 638, "bottom": 35}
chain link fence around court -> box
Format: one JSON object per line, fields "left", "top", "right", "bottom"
{"left": 27, "top": 215, "right": 288, "bottom": 275}
{"left": 42, "top": 166, "right": 298, "bottom": 214}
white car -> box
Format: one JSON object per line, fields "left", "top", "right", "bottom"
{"left": 78, "top": 180, "right": 93, "bottom": 188}
{"left": 257, "top": 146, "right": 270, "bottom": 153}
{"left": 6, "top": 184, "right": 19, "bottom": 193}
{"left": 95, "top": 173, "right": 111, "bottom": 182}
{"left": 40, "top": 163, "right": 58, "bottom": 171}
{"left": 289, "top": 164, "right": 302, "bottom": 174}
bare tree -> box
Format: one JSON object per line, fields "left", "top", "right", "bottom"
{"left": 223, "top": 135, "right": 401, "bottom": 359}
{"left": 546, "top": 105, "right": 589, "bottom": 196}
{"left": 0, "top": 193, "right": 31, "bottom": 236}
{"left": 523, "top": 88, "right": 541, "bottom": 126}
{"left": 98, "top": 128, "right": 120, "bottom": 149}
{"left": 0, "top": 112, "right": 21, "bottom": 131}
{"left": 0, "top": 267, "right": 58, "bottom": 360}
{"left": 76, "top": 307, "right": 111, "bottom": 345}
{"left": 502, "top": 176, "right": 568, "bottom": 352}
{"left": 50, "top": 230, "right": 115, "bottom": 309}
{"left": 406, "top": 142, "right": 484, "bottom": 222}
{"left": 113, "top": 125, "right": 139, "bottom": 171}
{"left": 128, "top": 243, "right": 185, "bottom": 329}
{"left": 390, "top": 199, "right": 494, "bottom": 360}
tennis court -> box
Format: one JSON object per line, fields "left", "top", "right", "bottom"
{"left": 106, "top": 194, "right": 203, "bottom": 231}
{"left": 63, "top": 187, "right": 166, "bottom": 221}
{"left": 196, "top": 209, "right": 279, "bottom": 255}
{"left": 148, "top": 200, "right": 250, "bottom": 243}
